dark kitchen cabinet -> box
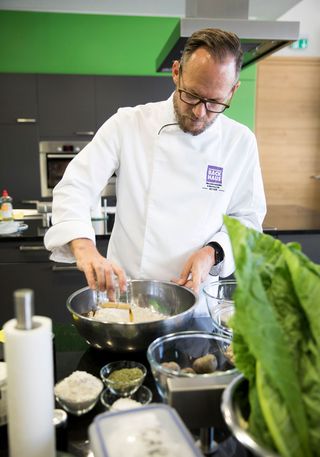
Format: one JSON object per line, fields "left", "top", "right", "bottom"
{"left": 0, "top": 74, "right": 40, "bottom": 204}
{"left": 38, "top": 75, "right": 96, "bottom": 140}
{"left": 277, "top": 233, "right": 320, "bottom": 264}
{"left": 0, "top": 237, "right": 108, "bottom": 326}
{"left": 263, "top": 206, "right": 320, "bottom": 265}
{"left": 0, "top": 74, "right": 38, "bottom": 124}
{"left": 95, "top": 75, "right": 174, "bottom": 129}
{"left": 0, "top": 261, "right": 87, "bottom": 325}
{"left": 265, "top": 230, "right": 320, "bottom": 264}
{"left": 0, "top": 73, "right": 174, "bottom": 202}
{"left": 0, "top": 124, "right": 41, "bottom": 204}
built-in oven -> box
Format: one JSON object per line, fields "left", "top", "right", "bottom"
{"left": 39, "top": 141, "right": 116, "bottom": 198}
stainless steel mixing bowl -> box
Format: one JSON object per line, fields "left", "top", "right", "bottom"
{"left": 66, "top": 280, "right": 198, "bottom": 352}
{"left": 221, "top": 374, "right": 280, "bottom": 457}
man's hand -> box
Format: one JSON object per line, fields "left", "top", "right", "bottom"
{"left": 172, "top": 246, "right": 216, "bottom": 293}
{"left": 70, "top": 238, "right": 127, "bottom": 299}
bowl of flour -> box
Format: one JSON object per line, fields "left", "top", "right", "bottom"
{"left": 54, "top": 370, "right": 103, "bottom": 415}
{"left": 66, "top": 280, "right": 198, "bottom": 352}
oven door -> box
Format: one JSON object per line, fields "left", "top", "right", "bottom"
{"left": 40, "top": 153, "right": 75, "bottom": 197}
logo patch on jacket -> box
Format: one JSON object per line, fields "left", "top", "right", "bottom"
{"left": 203, "top": 165, "right": 224, "bottom": 191}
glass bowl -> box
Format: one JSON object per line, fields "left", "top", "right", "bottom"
{"left": 100, "top": 360, "right": 147, "bottom": 397}
{"left": 100, "top": 385, "right": 152, "bottom": 411}
{"left": 147, "top": 331, "right": 236, "bottom": 401}
{"left": 203, "top": 280, "right": 236, "bottom": 338}
{"left": 54, "top": 371, "right": 104, "bottom": 416}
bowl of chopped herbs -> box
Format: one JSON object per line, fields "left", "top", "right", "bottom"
{"left": 100, "top": 360, "right": 147, "bottom": 397}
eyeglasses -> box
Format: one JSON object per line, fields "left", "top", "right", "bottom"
{"left": 178, "top": 88, "right": 230, "bottom": 113}
{"left": 178, "top": 63, "right": 231, "bottom": 113}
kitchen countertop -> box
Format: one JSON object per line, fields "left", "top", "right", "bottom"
{"left": 0, "top": 204, "right": 319, "bottom": 242}
{"left": 0, "top": 318, "right": 250, "bottom": 457}
{"left": 263, "top": 205, "right": 320, "bottom": 233}
{"left": 0, "top": 218, "right": 111, "bottom": 242}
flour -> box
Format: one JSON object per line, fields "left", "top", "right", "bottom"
{"left": 54, "top": 371, "right": 103, "bottom": 411}
{"left": 92, "top": 304, "right": 167, "bottom": 323}
{"left": 111, "top": 397, "right": 142, "bottom": 411}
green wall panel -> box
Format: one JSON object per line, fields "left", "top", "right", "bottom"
{"left": 0, "top": 11, "right": 178, "bottom": 76}
{"left": 226, "top": 66, "right": 257, "bottom": 130}
{"left": 0, "top": 10, "right": 256, "bottom": 129}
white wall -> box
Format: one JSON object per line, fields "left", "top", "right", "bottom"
{"left": 276, "top": 0, "right": 320, "bottom": 56}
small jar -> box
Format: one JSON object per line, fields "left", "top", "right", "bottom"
{"left": 0, "top": 362, "right": 7, "bottom": 426}
{"left": 53, "top": 408, "right": 68, "bottom": 451}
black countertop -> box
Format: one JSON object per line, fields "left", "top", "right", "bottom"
{"left": 0, "top": 205, "right": 319, "bottom": 243}
{"left": 0, "top": 218, "right": 111, "bottom": 242}
{"left": 0, "top": 318, "right": 250, "bottom": 457}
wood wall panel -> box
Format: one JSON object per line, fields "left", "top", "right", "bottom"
{"left": 255, "top": 57, "right": 320, "bottom": 211}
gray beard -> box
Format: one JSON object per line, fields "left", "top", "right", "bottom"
{"left": 173, "top": 92, "right": 217, "bottom": 136}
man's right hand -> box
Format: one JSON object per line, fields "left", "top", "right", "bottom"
{"left": 70, "top": 238, "right": 127, "bottom": 300}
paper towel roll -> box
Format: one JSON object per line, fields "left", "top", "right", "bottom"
{"left": 4, "top": 316, "right": 56, "bottom": 457}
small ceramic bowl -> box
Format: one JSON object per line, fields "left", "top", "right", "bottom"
{"left": 100, "top": 385, "right": 152, "bottom": 411}
{"left": 100, "top": 360, "right": 147, "bottom": 397}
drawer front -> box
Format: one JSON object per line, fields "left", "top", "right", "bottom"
{"left": 0, "top": 262, "right": 87, "bottom": 326}
{"left": 0, "top": 237, "right": 109, "bottom": 263}
{"left": 0, "top": 240, "right": 50, "bottom": 263}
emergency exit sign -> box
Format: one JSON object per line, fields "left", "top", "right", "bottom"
{"left": 291, "top": 38, "right": 309, "bottom": 49}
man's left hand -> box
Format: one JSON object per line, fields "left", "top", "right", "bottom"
{"left": 171, "top": 246, "right": 216, "bottom": 293}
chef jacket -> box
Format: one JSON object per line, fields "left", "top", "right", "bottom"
{"left": 44, "top": 94, "right": 266, "bottom": 289}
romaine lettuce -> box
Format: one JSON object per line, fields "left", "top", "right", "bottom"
{"left": 224, "top": 216, "right": 320, "bottom": 457}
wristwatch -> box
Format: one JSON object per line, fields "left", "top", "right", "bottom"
{"left": 206, "top": 242, "right": 225, "bottom": 265}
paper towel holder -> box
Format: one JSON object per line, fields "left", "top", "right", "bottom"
{"left": 14, "top": 289, "right": 34, "bottom": 330}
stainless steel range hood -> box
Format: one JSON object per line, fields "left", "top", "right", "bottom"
{"left": 156, "top": 0, "right": 300, "bottom": 72}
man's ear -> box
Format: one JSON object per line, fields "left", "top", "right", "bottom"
{"left": 233, "top": 80, "right": 241, "bottom": 94}
{"left": 172, "top": 60, "right": 180, "bottom": 86}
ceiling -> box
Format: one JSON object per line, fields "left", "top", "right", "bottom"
{"left": 0, "top": 0, "right": 302, "bottom": 20}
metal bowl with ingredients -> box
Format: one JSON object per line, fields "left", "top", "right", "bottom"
{"left": 67, "top": 280, "right": 197, "bottom": 352}
{"left": 221, "top": 374, "right": 280, "bottom": 457}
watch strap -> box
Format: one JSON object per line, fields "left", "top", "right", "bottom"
{"left": 206, "top": 242, "right": 225, "bottom": 266}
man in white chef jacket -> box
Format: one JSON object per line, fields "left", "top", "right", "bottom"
{"left": 44, "top": 28, "right": 266, "bottom": 315}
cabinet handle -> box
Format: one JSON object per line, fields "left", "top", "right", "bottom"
{"left": 16, "top": 118, "right": 37, "bottom": 123}
{"left": 75, "top": 131, "right": 94, "bottom": 136}
{"left": 263, "top": 226, "right": 278, "bottom": 231}
{"left": 310, "top": 175, "right": 320, "bottom": 180}
{"left": 52, "top": 265, "right": 78, "bottom": 272}
{"left": 19, "top": 245, "right": 47, "bottom": 251}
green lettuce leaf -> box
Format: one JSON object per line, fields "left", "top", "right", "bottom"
{"left": 224, "top": 216, "right": 319, "bottom": 457}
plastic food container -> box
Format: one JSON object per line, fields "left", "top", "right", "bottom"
{"left": 89, "top": 404, "right": 203, "bottom": 457}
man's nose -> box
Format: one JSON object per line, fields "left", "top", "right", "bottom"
{"left": 192, "top": 101, "right": 206, "bottom": 118}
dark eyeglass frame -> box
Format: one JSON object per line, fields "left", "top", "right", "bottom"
{"left": 178, "top": 63, "right": 232, "bottom": 114}
{"left": 178, "top": 88, "right": 230, "bottom": 113}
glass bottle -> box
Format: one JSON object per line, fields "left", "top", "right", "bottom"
{"left": 0, "top": 189, "right": 13, "bottom": 221}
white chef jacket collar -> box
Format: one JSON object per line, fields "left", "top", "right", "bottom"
{"left": 158, "top": 92, "right": 221, "bottom": 136}
{"left": 157, "top": 93, "right": 179, "bottom": 135}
